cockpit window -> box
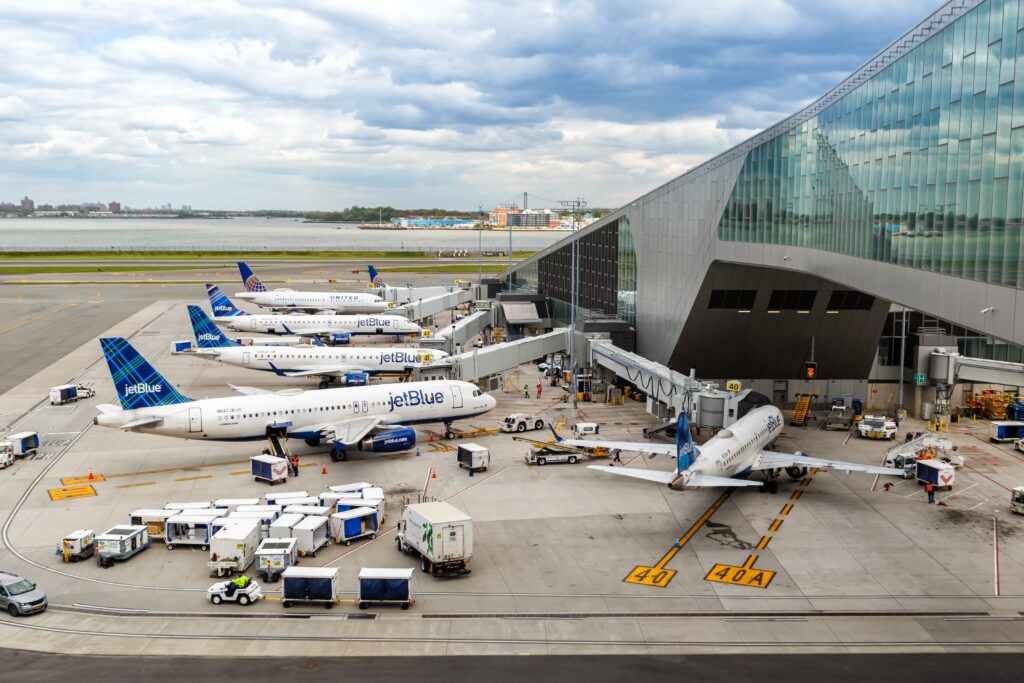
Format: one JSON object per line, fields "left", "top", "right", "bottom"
{"left": 473, "top": 390, "right": 481, "bottom": 396}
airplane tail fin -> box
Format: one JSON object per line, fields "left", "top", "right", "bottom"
{"left": 676, "top": 412, "right": 697, "bottom": 472}
{"left": 100, "top": 337, "right": 192, "bottom": 410}
{"left": 206, "top": 284, "right": 247, "bottom": 317}
{"left": 187, "top": 305, "right": 238, "bottom": 348}
{"left": 238, "top": 261, "right": 267, "bottom": 292}
{"left": 368, "top": 265, "right": 386, "bottom": 287}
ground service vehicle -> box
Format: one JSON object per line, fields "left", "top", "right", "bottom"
{"left": 396, "top": 502, "right": 472, "bottom": 576}
{"left": 858, "top": 415, "right": 898, "bottom": 439}
{"left": 208, "top": 577, "right": 261, "bottom": 605}
{"left": 525, "top": 447, "right": 579, "bottom": 466}
{"left": 500, "top": 414, "right": 545, "bottom": 433}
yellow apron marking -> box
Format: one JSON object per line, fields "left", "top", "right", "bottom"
{"left": 756, "top": 534, "right": 772, "bottom": 550}
{"left": 624, "top": 489, "right": 734, "bottom": 588}
{"left": 779, "top": 503, "right": 793, "bottom": 516}
{"left": 48, "top": 485, "right": 96, "bottom": 501}
{"left": 705, "top": 554, "right": 776, "bottom": 589}
{"left": 61, "top": 475, "right": 105, "bottom": 485}
{"left": 0, "top": 302, "right": 79, "bottom": 336}
{"left": 102, "top": 459, "right": 249, "bottom": 479}
{"left": 174, "top": 475, "right": 212, "bottom": 482}
{"left": 790, "top": 490, "right": 802, "bottom": 501}
{"left": 230, "top": 470, "right": 250, "bottom": 475}
{"left": 768, "top": 518, "right": 783, "bottom": 533}
{"left": 115, "top": 481, "right": 157, "bottom": 489}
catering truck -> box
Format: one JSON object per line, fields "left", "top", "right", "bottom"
{"left": 49, "top": 384, "right": 94, "bottom": 405}
{"left": 395, "top": 501, "right": 472, "bottom": 577}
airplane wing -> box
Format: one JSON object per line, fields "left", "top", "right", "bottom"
{"left": 229, "top": 384, "right": 271, "bottom": 396}
{"left": 754, "top": 450, "right": 903, "bottom": 476}
{"left": 96, "top": 403, "right": 121, "bottom": 414}
{"left": 274, "top": 366, "right": 359, "bottom": 378}
{"left": 557, "top": 438, "right": 677, "bottom": 457}
{"left": 317, "top": 416, "right": 384, "bottom": 446}
{"left": 118, "top": 415, "right": 164, "bottom": 430}
{"left": 587, "top": 466, "right": 763, "bottom": 488}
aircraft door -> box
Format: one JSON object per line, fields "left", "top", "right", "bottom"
{"left": 248, "top": 318, "right": 258, "bottom": 330}
{"left": 243, "top": 351, "right": 251, "bottom": 366}
{"left": 188, "top": 407, "right": 202, "bottom": 433}
{"left": 451, "top": 386, "right": 463, "bottom": 409}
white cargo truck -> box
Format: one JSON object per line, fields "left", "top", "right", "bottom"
{"left": 456, "top": 443, "right": 490, "bottom": 472}
{"left": 207, "top": 522, "right": 260, "bottom": 577}
{"left": 396, "top": 501, "right": 472, "bottom": 577}
{"left": 2, "top": 432, "right": 38, "bottom": 457}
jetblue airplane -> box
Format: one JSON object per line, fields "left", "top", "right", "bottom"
{"left": 93, "top": 337, "right": 495, "bottom": 460}
{"left": 234, "top": 262, "right": 392, "bottom": 314}
{"left": 188, "top": 305, "right": 448, "bottom": 387}
{"left": 556, "top": 397, "right": 901, "bottom": 491}
{"left": 206, "top": 284, "right": 422, "bottom": 340}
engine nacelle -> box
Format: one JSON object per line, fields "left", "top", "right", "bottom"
{"left": 786, "top": 465, "right": 809, "bottom": 480}
{"left": 343, "top": 371, "right": 369, "bottom": 386}
{"left": 360, "top": 427, "right": 416, "bottom": 453}
{"left": 331, "top": 333, "right": 352, "bottom": 345}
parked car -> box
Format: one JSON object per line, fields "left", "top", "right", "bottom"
{"left": 0, "top": 571, "right": 47, "bottom": 616}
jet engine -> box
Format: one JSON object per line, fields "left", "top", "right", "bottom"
{"left": 360, "top": 427, "right": 416, "bottom": 453}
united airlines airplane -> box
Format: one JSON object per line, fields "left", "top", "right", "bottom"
{"left": 94, "top": 337, "right": 495, "bottom": 460}
{"left": 234, "top": 262, "right": 392, "bottom": 314}
{"left": 555, "top": 396, "right": 901, "bottom": 492}
{"left": 206, "top": 284, "right": 422, "bottom": 340}
{"left": 188, "top": 305, "right": 448, "bottom": 387}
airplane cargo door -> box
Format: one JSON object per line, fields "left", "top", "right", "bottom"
{"left": 188, "top": 407, "right": 202, "bottom": 433}
{"left": 451, "top": 386, "right": 463, "bottom": 409}
{"left": 442, "top": 524, "right": 464, "bottom": 560}
{"left": 242, "top": 351, "right": 251, "bottom": 366}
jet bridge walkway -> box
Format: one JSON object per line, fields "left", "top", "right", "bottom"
{"left": 425, "top": 309, "right": 495, "bottom": 355}
{"left": 394, "top": 285, "right": 479, "bottom": 322}
{"left": 588, "top": 339, "right": 703, "bottom": 416}
{"left": 413, "top": 328, "right": 568, "bottom": 383}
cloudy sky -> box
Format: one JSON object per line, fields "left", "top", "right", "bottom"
{"left": 0, "top": 1, "right": 936, "bottom": 211}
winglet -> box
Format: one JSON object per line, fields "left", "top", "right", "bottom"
{"left": 548, "top": 422, "right": 564, "bottom": 442}
{"left": 281, "top": 323, "right": 296, "bottom": 336}
{"left": 267, "top": 362, "right": 288, "bottom": 377}
{"left": 311, "top": 335, "right": 325, "bottom": 347}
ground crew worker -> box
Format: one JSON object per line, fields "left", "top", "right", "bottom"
{"left": 536, "top": 382, "right": 543, "bottom": 399}
{"left": 926, "top": 482, "right": 936, "bottom": 504}
{"left": 524, "top": 385, "right": 530, "bottom": 398}
{"left": 612, "top": 449, "right": 623, "bottom": 465}
{"left": 291, "top": 454, "right": 300, "bottom": 477}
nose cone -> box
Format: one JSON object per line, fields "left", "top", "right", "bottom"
{"left": 484, "top": 392, "right": 497, "bottom": 412}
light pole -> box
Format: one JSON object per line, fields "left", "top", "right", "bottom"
{"left": 477, "top": 205, "right": 483, "bottom": 284}
{"left": 560, "top": 197, "right": 587, "bottom": 409}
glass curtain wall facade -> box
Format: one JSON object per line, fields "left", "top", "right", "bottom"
{"left": 719, "top": 0, "right": 1024, "bottom": 288}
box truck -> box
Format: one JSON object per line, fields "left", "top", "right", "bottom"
{"left": 396, "top": 501, "right": 472, "bottom": 576}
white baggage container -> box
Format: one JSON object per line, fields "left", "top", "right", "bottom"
{"left": 293, "top": 515, "right": 330, "bottom": 556}
{"left": 328, "top": 482, "right": 372, "bottom": 495}
{"left": 269, "top": 513, "right": 304, "bottom": 539}
{"left": 61, "top": 529, "right": 95, "bottom": 562}
{"left": 357, "top": 568, "right": 414, "bottom": 609}
{"left": 329, "top": 507, "right": 380, "bottom": 545}
{"left": 95, "top": 525, "right": 149, "bottom": 567}
{"left": 282, "top": 566, "right": 340, "bottom": 607}
{"left": 251, "top": 454, "right": 289, "bottom": 484}
{"left": 265, "top": 491, "right": 309, "bottom": 506}
{"left": 129, "top": 509, "right": 181, "bottom": 541}
{"left": 228, "top": 511, "right": 276, "bottom": 538}
{"left": 235, "top": 504, "right": 283, "bottom": 521}
{"left": 254, "top": 538, "right": 298, "bottom": 582}
{"left": 165, "top": 501, "right": 212, "bottom": 511}
{"left": 277, "top": 496, "right": 321, "bottom": 507}
{"left": 164, "top": 515, "right": 217, "bottom": 549}
{"left": 284, "top": 505, "right": 331, "bottom": 517}
{"left": 335, "top": 497, "right": 385, "bottom": 524}
{"left": 456, "top": 443, "right": 490, "bottom": 472}
{"left": 362, "top": 486, "right": 385, "bottom": 500}
{"left": 208, "top": 521, "right": 261, "bottom": 577}
{"left": 396, "top": 501, "right": 472, "bottom": 576}
{"left": 213, "top": 498, "right": 260, "bottom": 512}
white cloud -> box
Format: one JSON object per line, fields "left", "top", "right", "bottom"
{"left": 0, "top": 95, "right": 30, "bottom": 120}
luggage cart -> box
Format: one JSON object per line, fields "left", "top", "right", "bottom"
{"left": 329, "top": 507, "right": 380, "bottom": 546}
{"left": 95, "top": 525, "right": 149, "bottom": 568}
{"left": 60, "top": 529, "right": 95, "bottom": 563}
{"left": 357, "top": 568, "right": 414, "bottom": 610}
{"left": 254, "top": 538, "right": 298, "bottom": 582}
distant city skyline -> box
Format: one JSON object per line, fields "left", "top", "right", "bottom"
{"left": 0, "top": 1, "right": 936, "bottom": 210}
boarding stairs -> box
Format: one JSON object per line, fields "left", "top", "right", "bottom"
{"left": 791, "top": 394, "right": 812, "bottom": 427}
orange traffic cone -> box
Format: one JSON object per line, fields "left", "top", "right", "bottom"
{"left": 88, "top": 469, "right": 94, "bottom": 481}
{"left": 431, "top": 471, "right": 437, "bottom": 479}
{"left": 428, "top": 433, "right": 434, "bottom": 442}
{"left": 321, "top": 465, "right": 327, "bottom": 475}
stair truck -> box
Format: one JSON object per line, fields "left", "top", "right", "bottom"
{"left": 395, "top": 501, "right": 473, "bottom": 577}
{"left": 281, "top": 566, "right": 340, "bottom": 608}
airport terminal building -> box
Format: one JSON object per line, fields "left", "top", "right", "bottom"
{"left": 508, "top": 0, "right": 1024, "bottom": 410}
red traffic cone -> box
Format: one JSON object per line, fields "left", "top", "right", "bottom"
{"left": 428, "top": 433, "right": 434, "bottom": 442}
{"left": 431, "top": 471, "right": 437, "bottom": 479}
{"left": 88, "top": 469, "right": 94, "bottom": 481}
{"left": 321, "top": 465, "right": 327, "bottom": 475}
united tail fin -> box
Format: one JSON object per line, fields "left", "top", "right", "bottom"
{"left": 100, "top": 337, "right": 192, "bottom": 410}
{"left": 187, "top": 305, "right": 238, "bottom": 348}
{"left": 368, "top": 265, "right": 386, "bottom": 288}
{"left": 238, "top": 262, "right": 267, "bottom": 292}
{"left": 676, "top": 412, "right": 698, "bottom": 473}
{"left": 206, "top": 284, "right": 247, "bottom": 318}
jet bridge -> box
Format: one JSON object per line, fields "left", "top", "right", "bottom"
{"left": 395, "top": 285, "right": 479, "bottom": 322}
{"left": 377, "top": 285, "right": 453, "bottom": 305}
{"left": 421, "top": 308, "right": 496, "bottom": 355}
{"left": 928, "top": 351, "right": 1024, "bottom": 416}
{"left": 414, "top": 329, "right": 568, "bottom": 384}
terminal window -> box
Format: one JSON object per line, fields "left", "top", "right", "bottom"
{"left": 767, "top": 290, "right": 816, "bottom": 311}
{"left": 708, "top": 290, "right": 756, "bottom": 310}
{"left": 826, "top": 290, "right": 875, "bottom": 311}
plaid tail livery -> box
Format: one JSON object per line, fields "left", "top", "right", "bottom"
{"left": 187, "top": 305, "right": 238, "bottom": 348}
{"left": 100, "top": 337, "right": 193, "bottom": 410}
{"left": 206, "top": 283, "right": 247, "bottom": 317}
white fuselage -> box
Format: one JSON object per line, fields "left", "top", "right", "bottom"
{"left": 196, "top": 345, "right": 448, "bottom": 377}
{"left": 217, "top": 313, "right": 421, "bottom": 336}
{"left": 94, "top": 380, "right": 495, "bottom": 441}
{"left": 683, "top": 405, "right": 784, "bottom": 481}
{"left": 234, "top": 289, "right": 391, "bottom": 314}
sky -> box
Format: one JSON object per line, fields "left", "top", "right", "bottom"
{"left": 0, "top": 0, "right": 938, "bottom": 211}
